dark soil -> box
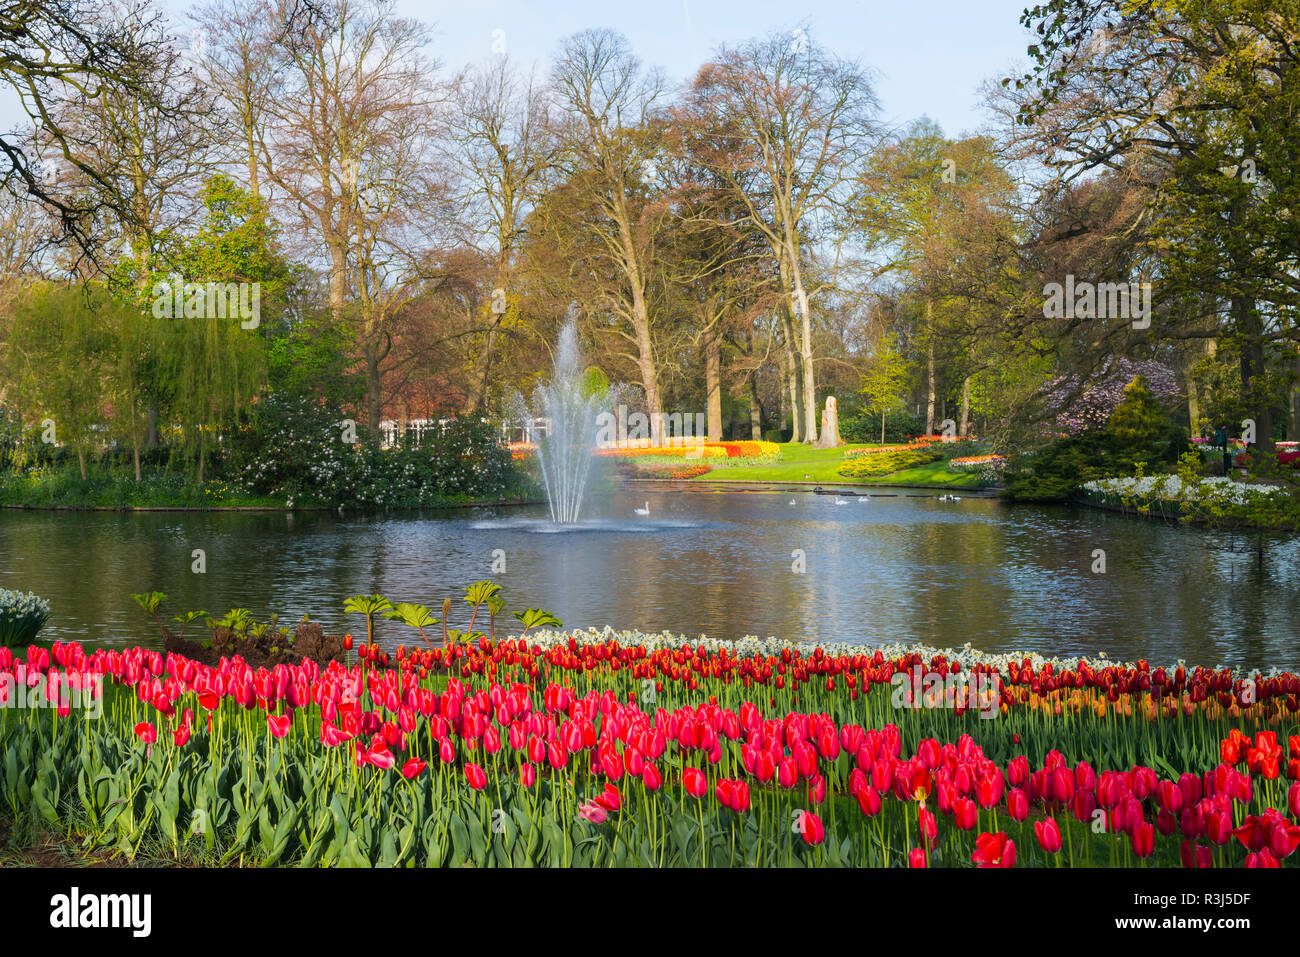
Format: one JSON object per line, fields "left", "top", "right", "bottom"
{"left": 163, "top": 620, "right": 345, "bottom": 669}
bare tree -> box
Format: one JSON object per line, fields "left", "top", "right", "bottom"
{"left": 547, "top": 29, "right": 672, "bottom": 425}
{"left": 189, "top": 0, "right": 286, "bottom": 199}
{"left": 686, "top": 27, "right": 879, "bottom": 442}
{"left": 260, "top": 0, "right": 447, "bottom": 439}
{"left": 444, "top": 55, "right": 558, "bottom": 413}
{"left": 51, "top": 0, "right": 219, "bottom": 285}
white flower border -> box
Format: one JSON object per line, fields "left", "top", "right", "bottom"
{"left": 527, "top": 626, "right": 1281, "bottom": 680}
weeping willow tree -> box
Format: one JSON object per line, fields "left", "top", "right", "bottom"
{"left": 6, "top": 283, "right": 123, "bottom": 479}
{"left": 149, "top": 297, "right": 265, "bottom": 483}
{"left": 131, "top": 176, "right": 287, "bottom": 482}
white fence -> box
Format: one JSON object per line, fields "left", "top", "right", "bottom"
{"left": 378, "top": 417, "right": 551, "bottom": 450}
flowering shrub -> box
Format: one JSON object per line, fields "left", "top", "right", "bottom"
{"left": 1082, "top": 474, "right": 1300, "bottom": 528}
{"left": 0, "top": 589, "right": 50, "bottom": 646}
{"left": 1083, "top": 474, "right": 1283, "bottom": 506}
{"left": 838, "top": 446, "right": 942, "bottom": 477}
{"left": 1042, "top": 359, "right": 1179, "bottom": 435}
{"left": 226, "top": 394, "right": 520, "bottom": 507}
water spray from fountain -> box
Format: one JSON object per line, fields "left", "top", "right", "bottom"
{"left": 513, "top": 319, "right": 603, "bottom": 524}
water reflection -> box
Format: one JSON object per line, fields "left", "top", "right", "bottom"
{"left": 1, "top": 488, "right": 1297, "bottom": 670}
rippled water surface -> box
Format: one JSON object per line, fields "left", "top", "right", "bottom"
{"left": 2, "top": 486, "right": 1298, "bottom": 669}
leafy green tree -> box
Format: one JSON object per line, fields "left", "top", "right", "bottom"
{"left": 7, "top": 283, "right": 127, "bottom": 478}
{"left": 859, "top": 333, "right": 909, "bottom": 443}
{"left": 140, "top": 176, "right": 291, "bottom": 481}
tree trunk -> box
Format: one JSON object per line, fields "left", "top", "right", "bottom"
{"left": 467, "top": 265, "right": 509, "bottom": 414}
{"left": 77, "top": 447, "right": 86, "bottom": 481}
{"left": 1235, "top": 295, "right": 1274, "bottom": 450}
{"left": 749, "top": 373, "right": 763, "bottom": 440}
{"left": 925, "top": 300, "right": 936, "bottom": 434}
{"left": 131, "top": 413, "right": 141, "bottom": 483}
{"left": 1289, "top": 349, "right": 1300, "bottom": 442}
{"left": 783, "top": 339, "right": 802, "bottom": 444}
{"left": 366, "top": 341, "right": 383, "bottom": 446}
{"left": 705, "top": 323, "right": 723, "bottom": 442}
{"left": 329, "top": 243, "right": 348, "bottom": 324}
{"left": 959, "top": 376, "right": 971, "bottom": 437}
{"left": 792, "top": 280, "right": 817, "bottom": 444}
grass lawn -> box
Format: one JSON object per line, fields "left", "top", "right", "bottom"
{"left": 689, "top": 442, "right": 989, "bottom": 489}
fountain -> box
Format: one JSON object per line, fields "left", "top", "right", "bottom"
{"left": 516, "top": 321, "right": 602, "bottom": 524}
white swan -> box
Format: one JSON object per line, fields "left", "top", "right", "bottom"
{"left": 834, "top": 497, "right": 849, "bottom": 505}
{"left": 788, "top": 499, "right": 796, "bottom": 506}
{"left": 634, "top": 501, "right": 650, "bottom": 516}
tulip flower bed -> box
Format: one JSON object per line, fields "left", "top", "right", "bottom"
{"left": 597, "top": 440, "right": 781, "bottom": 467}
{"left": 2, "top": 630, "right": 1298, "bottom": 868}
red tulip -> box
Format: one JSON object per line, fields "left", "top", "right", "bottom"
{"left": 465, "top": 763, "right": 488, "bottom": 790}
{"left": 971, "top": 831, "right": 1016, "bottom": 868}
{"left": 267, "top": 714, "right": 291, "bottom": 738}
{"left": 715, "top": 779, "right": 734, "bottom": 810}
{"left": 1157, "top": 780, "right": 1183, "bottom": 814}
{"left": 807, "top": 773, "right": 827, "bottom": 804}
{"left": 547, "top": 740, "right": 568, "bottom": 770}
{"left": 976, "top": 771, "right": 1004, "bottom": 809}
{"left": 1245, "top": 848, "right": 1279, "bottom": 868}
{"left": 594, "top": 783, "right": 621, "bottom": 813}
{"left": 1034, "top": 818, "right": 1062, "bottom": 854}
{"left": 778, "top": 756, "right": 798, "bottom": 789}
{"left": 578, "top": 802, "right": 607, "bottom": 824}
{"left": 642, "top": 763, "right": 662, "bottom": 791}
{"left": 683, "top": 767, "right": 707, "bottom": 798}
{"left": 134, "top": 722, "right": 157, "bottom": 744}
{"left": 871, "top": 758, "right": 893, "bottom": 793}
{"left": 918, "top": 806, "right": 937, "bottom": 846}
{"left": 1006, "top": 787, "right": 1029, "bottom": 822}
{"left": 1050, "top": 767, "right": 1075, "bottom": 805}
{"left": 401, "top": 758, "right": 427, "bottom": 779}
{"left": 1131, "top": 821, "right": 1155, "bottom": 858}
{"left": 173, "top": 723, "right": 191, "bottom": 747}
{"left": 357, "top": 744, "right": 395, "bottom": 770}
{"left": 855, "top": 785, "right": 882, "bottom": 818}
{"left": 1269, "top": 821, "right": 1300, "bottom": 859}
{"left": 909, "top": 765, "right": 932, "bottom": 802}
{"left": 1205, "top": 809, "right": 1233, "bottom": 846}
{"left": 798, "top": 810, "right": 824, "bottom": 846}
{"left": 953, "top": 797, "right": 978, "bottom": 831}
{"left": 908, "top": 847, "right": 927, "bottom": 868}
{"left": 731, "top": 780, "right": 751, "bottom": 813}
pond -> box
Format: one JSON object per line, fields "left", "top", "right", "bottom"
{"left": 2, "top": 485, "right": 1298, "bottom": 670}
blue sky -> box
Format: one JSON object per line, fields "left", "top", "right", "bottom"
{"left": 394, "top": 0, "right": 1034, "bottom": 136}
{"left": 0, "top": 1, "right": 1034, "bottom": 147}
